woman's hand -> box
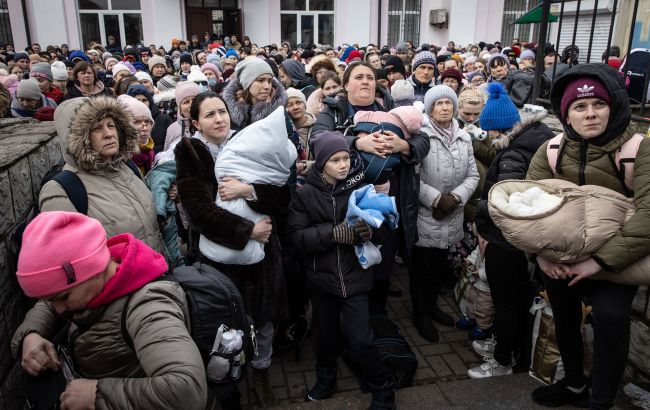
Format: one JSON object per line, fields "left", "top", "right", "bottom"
{"left": 296, "top": 161, "right": 307, "bottom": 175}
{"left": 566, "top": 258, "right": 602, "bottom": 286}
{"left": 380, "top": 130, "right": 411, "bottom": 155}
{"left": 355, "top": 132, "right": 388, "bottom": 158}
{"left": 168, "top": 184, "right": 178, "bottom": 202}
{"left": 21, "top": 333, "right": 60, "bottom": 376}
{"left": 219, "top": 177, "right": 253, "bottom": 201}
{"left": 537, "top": 255, "right": 572, "bottom": 281}
{"left": 251, "top": 217, "right": 273, "bottom": 243}
{"left": 60, "top": 379, "right": 97, "bottom": 410}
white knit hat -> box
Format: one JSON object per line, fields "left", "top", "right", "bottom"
{"left": 117, "top": 94, "right": 153, "bottom": 123}
{"left": 135, "top": 71, "right": 154, "bottom": 84}
{"left": 51, "top": 61, "right": 68, "bottom": 81}
{"left": 423, "top": 85, "right": 458, "bottom": 115}
{"left": 390, "top": 79, "right": 414, "bottom": 102}
{"left": 112, "top": 63, "right": 130, "bottom": 77}
{"left": 187, "top": 65, "right": 208, "bottom": 83}
{"left": 285, "top": 87, "right": 306, "bottom": 105}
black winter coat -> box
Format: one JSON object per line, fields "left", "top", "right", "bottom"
{"left": 287, "top": 161, "right": 372, "bottom": 298}
{"left": 175, "top": 137, "right": 290, "bottom": 324}
{"left": 475, "top": 115, "right": 554, "bottom": 251}
{"left": 151, "top": 107, "right": 174, "bottom": 154}
{"left": 312, "top": 88, "right": 430, "bottom": 270}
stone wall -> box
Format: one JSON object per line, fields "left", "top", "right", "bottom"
{"left": 0, "top": 118, "right": 60, "bottom": 408}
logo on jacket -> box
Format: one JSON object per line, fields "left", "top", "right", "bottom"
{"left": 576, "top": 84, "right": 595, "bottom": 98}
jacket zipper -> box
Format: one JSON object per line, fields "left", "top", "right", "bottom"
{"left": 579, "top": 140, "right": 587, "bottom": 186}
{"left": 331, "top": 194, "right": 347, "bottom": 298}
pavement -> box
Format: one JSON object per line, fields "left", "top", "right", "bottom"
{"left": 234, "top": 263, "right": 642, "bottom": 409}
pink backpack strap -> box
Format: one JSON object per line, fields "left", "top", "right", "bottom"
{"left": 546, "top": 133, "right": 565, "bottom": 174}
{"left": 615, "top": 133, "right": 645, "bottom": 192}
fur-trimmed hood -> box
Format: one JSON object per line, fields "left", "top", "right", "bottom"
{"left": 221, "top": 78, "right": 287, "bottom": 130}
{"left": 153, "top": 88, "right": 175, "bottom": 104}
{"left": 59, "top": 96, "right": 139, "bottom": 172}
{"left": 493, "top": 111, "right": 548, "bottom": 151}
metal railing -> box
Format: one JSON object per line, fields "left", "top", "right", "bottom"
{"left": 531, "top": 0, "right": 650, "bottom": 123}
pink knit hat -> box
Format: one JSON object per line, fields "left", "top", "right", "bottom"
{"left": 16, "top": 212, "right": 111, "bottom": 298}
{"left": 117, "top": 94, "right": 153, "bottom": 123}
{"left": 175, "top": 80, "right": 200, "bottom": 106}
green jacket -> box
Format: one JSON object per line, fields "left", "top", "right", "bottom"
{"left": 527, "top": 128, "right": 650, "bottom": 273}
{"left": 465, "top": 137, "right": 496, "bottom": 222}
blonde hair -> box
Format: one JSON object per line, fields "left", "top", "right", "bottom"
{"left": 458, "top": 87, "right": 486, "bottom": 108}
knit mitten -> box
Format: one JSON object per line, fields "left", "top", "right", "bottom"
{"left": 332, "top": 222, "right": 354, "bottom": 244}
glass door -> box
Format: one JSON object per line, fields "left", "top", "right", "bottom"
{"left": 103, "top": 14, "right": 121, "bottom": 46}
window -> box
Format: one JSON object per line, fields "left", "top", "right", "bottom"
{"left": 280, "top": 1, "right": 334, "bottom": 46}
{"left": 78, "top": 0, "right": 143, "bottom": 49}
{"left": 0, "top": 0, "right": 12, "bottom": 45}
{"left": 501, "top": 0, "right": 540, "bottom": 45}
{"left": 189, "top": 0, "right": 236, "bottom": 7}
{"left": 387, "top": 0, "right": 420, "bottom": 46}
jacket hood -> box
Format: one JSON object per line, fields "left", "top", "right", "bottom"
{"left": 153, "top": 88, "right": 175, "bottom": 104}
{"left": 550, "top": 63, "right": 630, "bottom": 146}
{"left": 64, "top": 96, "right": 140, "bottom": 172}
{"left": 222, "top": 78, "right": 287, "bottom": 129}
{"left": 493, "top": 111, "right": 548, "bottom": 150}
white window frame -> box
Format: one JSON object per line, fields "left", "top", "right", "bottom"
{"left": 77, "top": 0, "right": 142, "bottom": 49}
{"left": 280, "top": 2, "right": 334, "bottom": 45}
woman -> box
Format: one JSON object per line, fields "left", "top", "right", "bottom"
{"left": 63, "top": 61, "right": 113, "bottom": 100}
{"left": 313, "top": 61, "right": 431, "bottom": 314}
{"left": 468, "top": 83, "right": 553, "bottom": 377}
{"left": 365, "top": 51, "right": 383, "bottom": 70}
{"left": 306, "top": 54, "right": 337, "bottom": 85}
{"left": 39, "top": 97, "right": 165, "bottom": 254}
{"left": 286, "top": 87, "right": 316, "bottom": 184}
{"left": 306, "top": 70, "right": 342, "bottom": 117}
{"left": 163, "top": 81, "right": 200, "bottom": 153}
{"left": 278, "top": 59, "right": 316, "bottom": 99}
{"left": 413, "top": 85, "right": 479, "bottom": 342}
{"left": 11, "top": 211, "right": 207, "bottom": 410}
{"left": 126, "top": 83, "right": 174, "bottom": 154}
{"left": 175, "top": 92, "right": 290, "bottom": 408}
{"left": 222, "top": 57, "right": 288, "bottom": 130}
{"left": 526, "top": 64, "right": 648, "bottom": 409}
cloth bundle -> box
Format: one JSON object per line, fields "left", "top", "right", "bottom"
{"left": 199, "top": 106, "right": 297, "bottom": 265}
{"left": 488, "top": 179, "right": 650, "bottom": 285}
{"left": 345, "top": 185, "right": 399, "bottom": 269}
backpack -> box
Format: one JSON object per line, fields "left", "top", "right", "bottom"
{"left": 623, "top": 48, "right": 650, "bottom": 104}
{"left": 546, "top": 133, "right": 645, "bottom": 196}
{"left": 121, "top": 263, "right": 255, "bottom": 386}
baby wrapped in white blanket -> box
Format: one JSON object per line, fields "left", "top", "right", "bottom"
{"left": 199, "top": 106, "right": 297, "bottom": 264}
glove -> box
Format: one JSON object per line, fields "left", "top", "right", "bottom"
{"left": 332, "top": 222, "right": 354, "bottom": 244}
{"left": 433, "top": 193, "right": 460, "bottom": 220}
{"left": 352, "top": 220, "right": 372, "bottom": 245}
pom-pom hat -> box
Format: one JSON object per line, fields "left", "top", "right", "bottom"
{"left": 479, "top": 82, "right": 521, "bottom": 131}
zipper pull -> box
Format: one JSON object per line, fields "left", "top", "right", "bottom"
{"left": 250, "top": 324, "right": 259, "bottom": 357}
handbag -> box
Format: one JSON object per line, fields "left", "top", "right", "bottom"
{"left": 25, "top": 343, "right": 78, "bottom": 410}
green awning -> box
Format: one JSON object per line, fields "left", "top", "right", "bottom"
{"left": 513, "top": 5, "right": 558, "bottom": 24}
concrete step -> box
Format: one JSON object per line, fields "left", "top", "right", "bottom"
{"left": 268, "top": 372, "right": 641, "bottom": 409}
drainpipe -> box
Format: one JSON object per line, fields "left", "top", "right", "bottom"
{"left": 21, "top": 0, "right": 31, "bottom": 46}
{"left": 378, "top": 0, "right": 382, "bottom": 46}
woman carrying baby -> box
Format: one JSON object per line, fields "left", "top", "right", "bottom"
{"left": 175, "top": 92, "right": 290, "bottom": 409}
{"left": 526, "top": 63, "right": 650, "bottom": 409}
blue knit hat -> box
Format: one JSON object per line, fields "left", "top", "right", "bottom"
{"left": 479, "top": 82, "right": 521, "bottom": 131}
{"left": 225, "top": 48, "right": 239, "bottom": 59}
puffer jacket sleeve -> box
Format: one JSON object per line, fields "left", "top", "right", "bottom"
{"left": 11, "top": 302, "right": 63, "bottom": 358}
{"left": 403, "top": 131, "right": 431, "bottom": 165}
{"left": 95, "top": 285, "right": 207, "bottom": 410}
{"left": 312, "top": 105, "right": 338, "bottom": 136}
{"left": 287, "top": 190, "right": 335, "bottom": 253}
{"left": 39, "top": 179, "right": 79, "bottom": 213}
{"left": 592, "top": 138, "right": 650, "bottom": 272}
{"left": 526, "top": 141, "right": 555, "bottom": 180}
{"left": 451, "top": 143, "right": 479, "bottom": 204}
{"left": 145, "top": 165, "right": 174, "bottom": 218}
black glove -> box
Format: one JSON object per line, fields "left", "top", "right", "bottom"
{"left": 332, "top": 222, "right": 354, "bottom": 244}
{"left": 352, "top": 220, "right": 372, "bottom": 245}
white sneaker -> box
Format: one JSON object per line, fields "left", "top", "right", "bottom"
{"left": 467, "top": 357, "right": 513, "bottom": 379}
{"left": 472, "top": 336, "right": 496, "bottom": 358}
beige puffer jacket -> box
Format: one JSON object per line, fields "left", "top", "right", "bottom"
{"left": 488, "top": 179, "right": 650, "bottom": 285}
{"left": 11, "top": 281, "right": 208, "bottom": 409}
{"left": 39, "top": 97, "right": 164, "bottom": 253}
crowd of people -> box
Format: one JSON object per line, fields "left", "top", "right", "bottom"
{"left": 3, "top": 33, "right": 646, "bottom": 410}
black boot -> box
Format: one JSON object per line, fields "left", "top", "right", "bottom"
{"left": 305, "top": 366, "right": 337, "bottom": 401}
{"left": 368, "top": 380, "right": 396, "bottom": 410}
{"left": 412, "top": 289, "right": 439, "bottom": 342}
{"left": 253, "top": 368, "right": 277, "bottom": 407}
{"left": 427, "top": 291, "right": 454, "bottom": 327}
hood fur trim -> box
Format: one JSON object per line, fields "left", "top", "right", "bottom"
{"left": 66, "top": 96, "right": 139, "bottom": 172}
{"left": 493, "top": 111, "right": 547, "bottom": 151}
{"left": 221, "top": 78, "right": 287, "bottom": 129}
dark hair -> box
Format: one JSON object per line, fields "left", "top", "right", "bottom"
{"left": 319, "top": 70, "right": 341, "bottom": 88}
{"left": 114, "top": 75, "right": 138, "bottom": 96}
{"left": 489, "top": 57, "right": 508, "bottom": 68}
{"left": 189, "top": 92, "right": 230, "bottom": 134}
{"left": 342, "top": 61, "right": 375, "bottom": 88}
{"left": 72, "top": 61, "right": 98, "bottom": 85}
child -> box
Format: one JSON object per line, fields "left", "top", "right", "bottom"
{"left": 287, "top": 131, "right": 395, "bottom": 408}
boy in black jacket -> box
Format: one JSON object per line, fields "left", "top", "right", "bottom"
{"left": 288, "top": 131, "right": 395, "bottom": 409}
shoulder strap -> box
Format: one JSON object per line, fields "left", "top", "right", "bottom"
{"left": 615, "top": 133, "right": 645, "bottom": 192}
{"left": 121, "top": 293, "right": 135, "bottom": 350}
{"left": 124, "top": 159, "right": 143, "bottom": 180}
{"left": 52, "top": 170, "right": 88, "bottom": 215}
{"left": 546, "top": 133, "right": 564, "bottom": 174}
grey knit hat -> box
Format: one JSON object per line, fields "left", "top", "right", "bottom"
{"left": 390, "top": 79, "right": 414, "bottom": 102}
{"left": 424, "top": 85, "right": 458, "bottom": 115}
{"left": 16, "top": 78, "right": 42, "bottom": 101}
{"left": 235, "top": 57, "right": 273, "bottom": 90}
{"left": 157, "top": 75, "right": 177, "bottom": 91}
{"left": 29, "top": 62, "right": 53, "bottom": 82}
{"left": 412, "top": 51, "right": 437, "bottom": 71}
